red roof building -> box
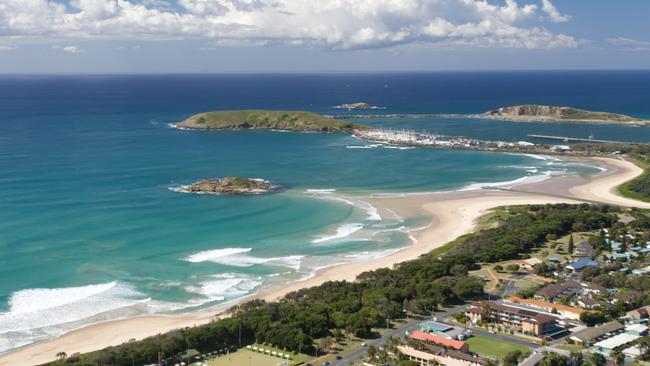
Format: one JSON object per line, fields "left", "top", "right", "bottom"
{"left": 410, "top": 330, "right": 469, "bottom": 352}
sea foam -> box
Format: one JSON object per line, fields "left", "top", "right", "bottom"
{"left": 312, "top": 223, "right": 364, "bottom": 243}
{"left": 0, "top": 281, "right": 148, "bottom": 352}
{"left": 184, "top": 248, "right": 304, "bottom": 270}
{"left": 185, "top": 247, "right": 252, "bottom": 263}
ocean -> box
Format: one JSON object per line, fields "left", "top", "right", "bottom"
{"left": 2, "top": 71, "right": 650, "bottom": 352}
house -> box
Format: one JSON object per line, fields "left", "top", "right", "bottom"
{"left": 505, "top": 296, "right": 584, "bottom": 320}
{"left": 605, "top": 252, "right": 636, "bottom": 262}
{"left": 565, "top": 258, "right": 598, "bottom": 272}
{"left": 622, "top": 346, "right": 642, "bottom": 359}
{"left": 627, "top": 305, "right": 650, "bottom": 320}
{"left": 626, "top": 324, "right": 648, "bottom": 336}
{"left": 410, "top": 330, "right": 469, "bottom": 352}
{"left": 465, "top": 301, "right": 558, "bottom": 337}
{"left": 575, "top": 297, "right": 600, "bottom": 310}
{"left": 568, "top": 321, "right": 624, "bottom": 346}
{"left": 534, "top": 280, "right": 604, "bottom": 302}
{"left": 511, "top": 258, "right": 543, "bottom": 271}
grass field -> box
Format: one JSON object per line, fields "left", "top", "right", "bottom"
{"left": 204, "top": 349, "right": 291, "bottom": 366}
{"left": 557, "top": 343, "right": 584, "bottom": 352}
{"left": 465, "top": 335, "right": 531, "bottom": 359}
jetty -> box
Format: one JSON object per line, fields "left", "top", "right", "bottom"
{"left": 527, "top": 134, "right": 625, "bottom": 144}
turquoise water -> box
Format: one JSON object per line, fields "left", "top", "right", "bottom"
{"left": 2, "top": 72, "right": 650, "bottom": 352}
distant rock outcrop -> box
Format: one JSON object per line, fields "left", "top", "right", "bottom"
{"left": 180, "top": 177, "right": 277, "bottom": 195}
{"left": 336, "top": 102, "right": 371, "bottom": 110}
{"left": 334, "top": 102, "right": 384, "bottom": 110}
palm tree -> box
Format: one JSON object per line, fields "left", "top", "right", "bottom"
{"left": 612, "top": 350, "right": 625, "bottom": 366}
{"left": 638, "top": 336, "right": 650, "bottom": 360}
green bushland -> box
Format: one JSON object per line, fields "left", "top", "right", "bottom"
{"left": 47, "top": 204, "right": 620, "bottom": 366}
{"left": 177, "top": 110, "right": 364, "bottom": 132}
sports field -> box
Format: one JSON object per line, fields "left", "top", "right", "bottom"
{"left": 204, "top": 349, "right": 291, "bottom": 366}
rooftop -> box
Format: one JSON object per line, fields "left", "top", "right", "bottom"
{"left": 410, "top": 330, "right": 467, "bottom": 350}
{"left": 506, "top": 296, "right": 584, "bottom": 316}
{"left": 565, "top": 258, "right": 598, "bottom": 271}
{"left": 570, "top": 321, "right": 624, "bottom": 342}
{"left": 469, "top": 301, "right": 557, "bottom": 324}
{"left": 593, "top": 333, "right": 640, "bottom": 350}
{"left": 419, "top": 321, "right": 453, "bottom": 333}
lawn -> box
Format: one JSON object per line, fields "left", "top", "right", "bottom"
{"left": 465, "top": 335, "right": 531, "bottom": 359}
{"left": 204, "top": 349, "right": 294, "bottom": 366}
{"left": 557, "top": 343, "right": 585, "bottom": 352}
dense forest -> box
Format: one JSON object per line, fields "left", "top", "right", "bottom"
{"left": 49, "top": 204, "right": 620, "bottom": 366}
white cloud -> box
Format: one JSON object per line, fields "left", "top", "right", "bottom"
{"left": 53, "top": 45, "right": 83, "bottom": 53}
{"left": 607, "top": 37, "right": 650, "bottom": 52}
{"left": 0, "top": 0, "right": 577, "bottom": 50}
{"left": 541, "top": 0, "right": 570, "bottom": 23}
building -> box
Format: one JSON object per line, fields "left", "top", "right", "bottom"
{"left": 465, "top": 301, "right": 557, "bottom": 337}
{"left": 622, "top": 346, "right": 642, "bottom": 359}
{"left": 565, "top": 258, "right": 598, "bottom": 272}
{"left": 626, "top": 323, "right": 648, "bottom": 336}
{"left": 511, "top": 258, "right": 543, "bottom": 271}
{"left": 397, "top": 345, "right": 487, "bottom": 366}
{"left": 575, "top": 297, "right": 600, "bottom": 310}
{"left": 410, "top": 330, "right": 469, "bottom": 352}
{"left": 627, "top": 305, "right": 650, "bottom": 320}
{"left": 418, "top": 321, "right": 472, "bottom": 340}
{"left": 534, "top": 280, "right": 604, "bottom": 302}
{"left": 568, "top": 321, "right": 624, "bottom": 346}
{"left": 505, "top": 296, "right": 584, "bottom": 320}
{"left": 591, "top": 333, "right": 640, "bottom": 355}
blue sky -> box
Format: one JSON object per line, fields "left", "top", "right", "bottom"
{"left": 0, "top": 0, "right": 648, "bottom": 73}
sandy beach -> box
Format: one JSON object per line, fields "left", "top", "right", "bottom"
{"left": 2, "top": 156, "right": 649, "bottom": 366}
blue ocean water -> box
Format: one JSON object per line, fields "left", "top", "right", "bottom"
{"left": 1, "top": 71, "right": 650, "bottom": 352}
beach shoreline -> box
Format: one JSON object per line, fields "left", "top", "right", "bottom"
{"left": 2, "top": 156, "right": 649, "bottom": 366}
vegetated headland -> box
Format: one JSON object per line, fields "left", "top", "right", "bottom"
{"left": 332, "top": 104, "right": 650, "bottom": 126}
{"left": 173, "top": 110, "right": 363, "bottom": 132}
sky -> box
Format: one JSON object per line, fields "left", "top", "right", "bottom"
{"left": 0, "top": 0, "right": 648, "bottom": 73}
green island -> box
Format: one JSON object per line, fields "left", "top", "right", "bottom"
{"left": 175, "top": 110, "right": 363, "bottom": 132}
{"left": 483, "top": 104, "right": 650, "bottom": 125}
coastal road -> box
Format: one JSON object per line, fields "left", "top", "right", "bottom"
{"left": 332, "top": 305, "right": 468, "bottom": 366}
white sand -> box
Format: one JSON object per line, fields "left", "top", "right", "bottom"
{"left": 1, "top": 156, "right": 647, "bottom": 366}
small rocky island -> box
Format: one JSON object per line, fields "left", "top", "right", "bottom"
{"left": 334, "top": 102, "right": 384, "bottom": 110}
{"left": 174, "top": 110, "right": 363, "bottom": 132}
{"left": 180, "top": 177, "right": 277, "bottom": 195}
{"left": 483, "top": 104, "right": 648, "bottom": 125}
